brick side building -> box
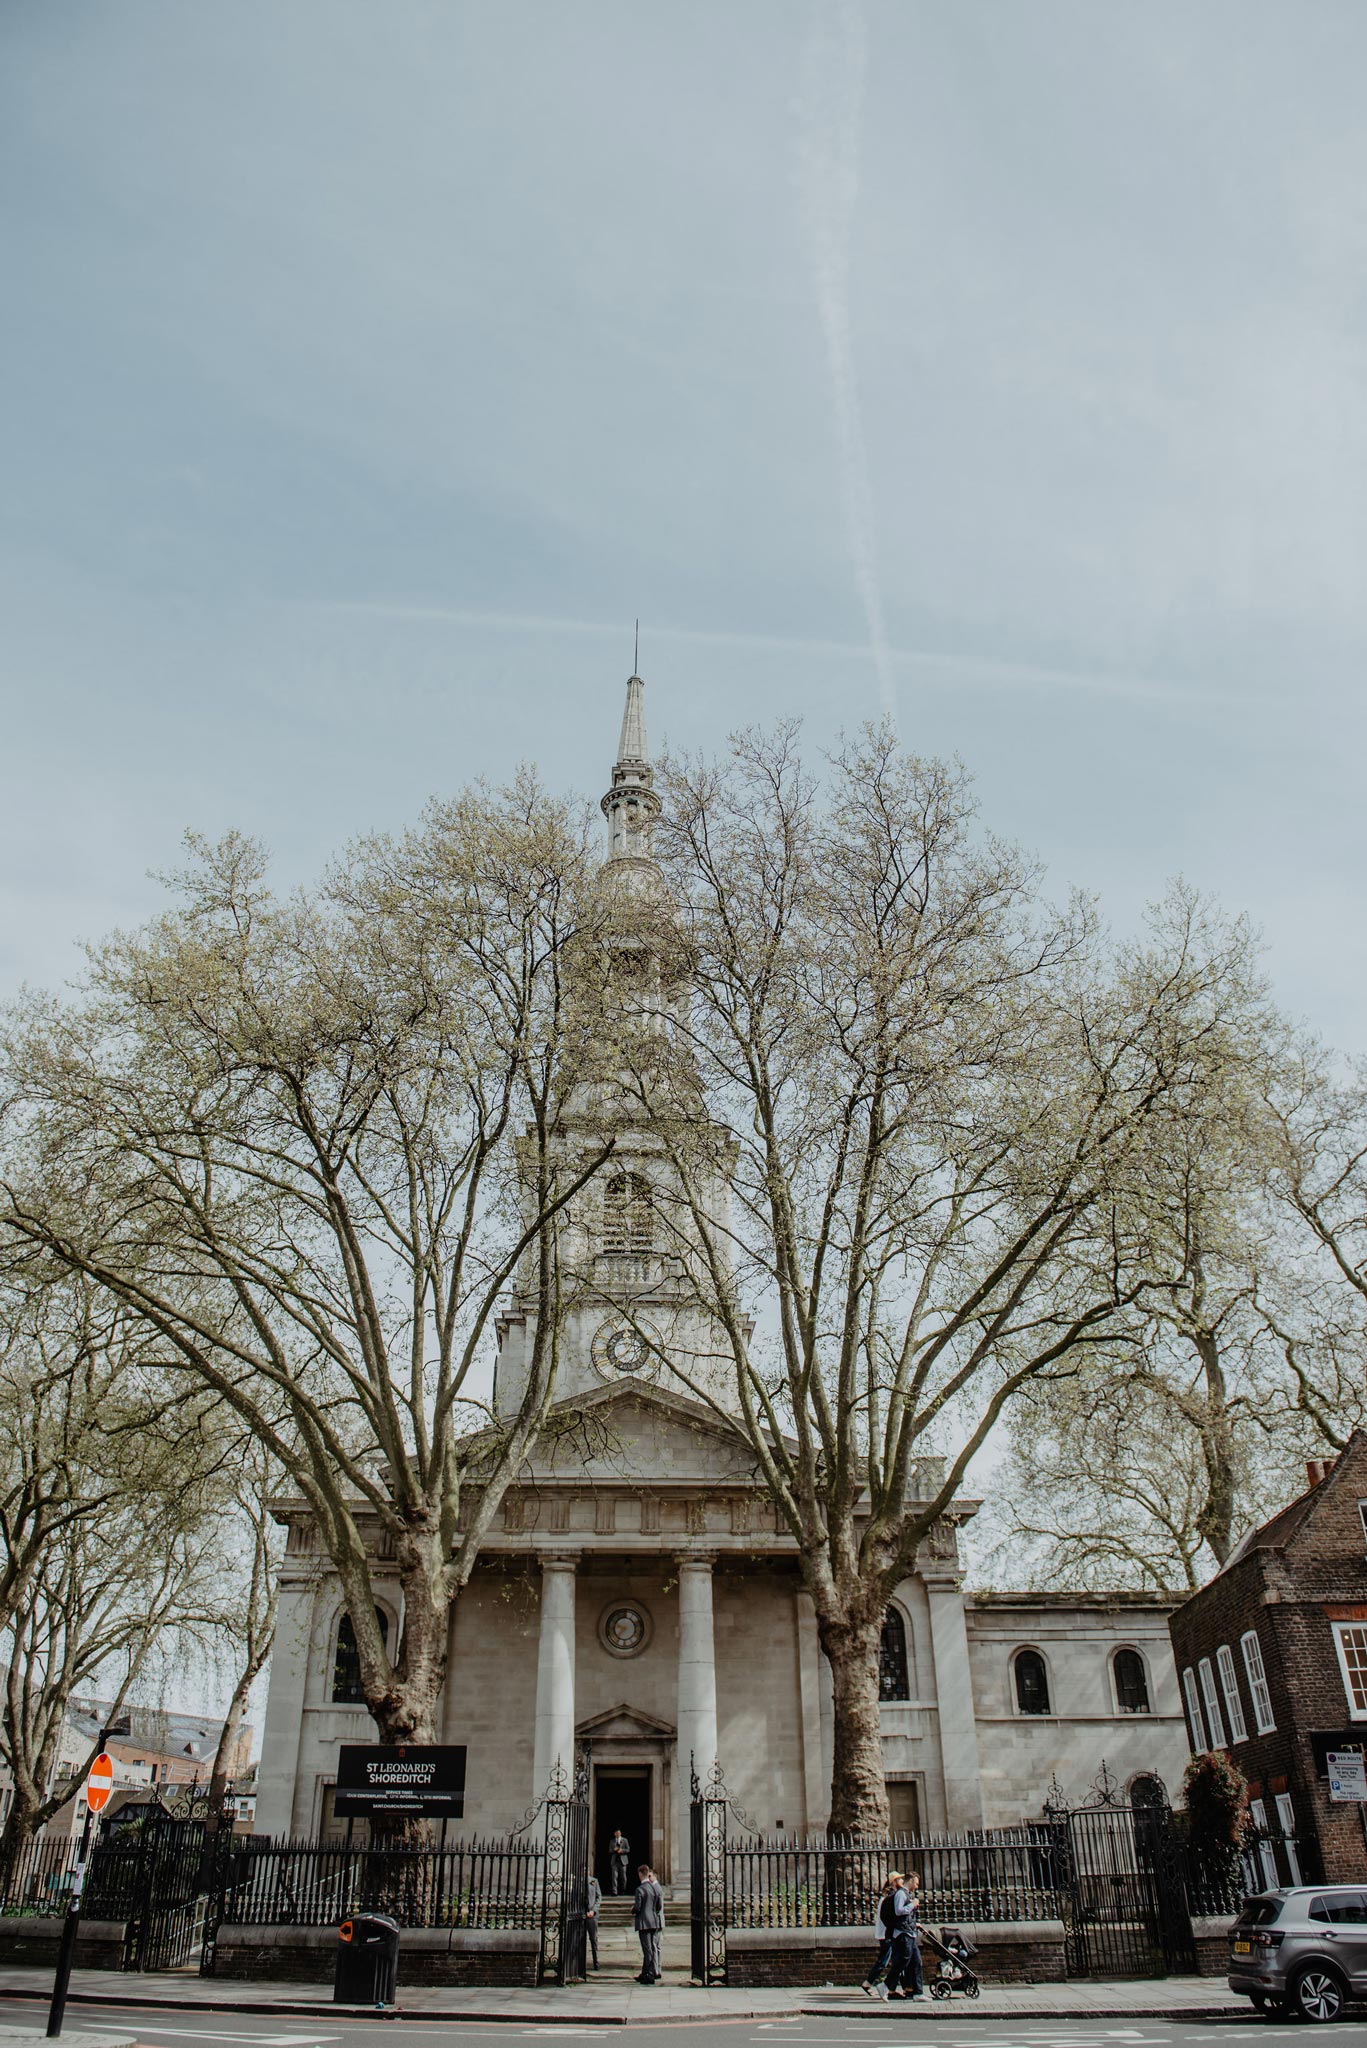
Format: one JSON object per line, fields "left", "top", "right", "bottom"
{"left": 1168, "top": 1432, "right": 1367, "bottom": 1887}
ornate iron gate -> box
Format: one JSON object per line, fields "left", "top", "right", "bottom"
{"left": 535, "top": 1752, "right": 592, "bottom": 1984}
{"left": 689, "top": 1756, "right": 750, "bottom": 1985}
{"left": 119, "top": 1819, "right": 212, "bottom": 1972}
{"left": 1063, "top": 1800, "right": 1195, "bottom": 1979}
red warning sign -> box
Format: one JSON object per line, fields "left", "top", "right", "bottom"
{"left": 86, "top": 1753, "right": 113, "bottom": 1813}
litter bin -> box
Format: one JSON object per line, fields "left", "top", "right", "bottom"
{"left": 335, "top": 1912, "right": 400, "bottom": 2005}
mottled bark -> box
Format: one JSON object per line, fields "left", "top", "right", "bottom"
{"left": 817, "top": 1606, "right": 889, "bottom": 1839}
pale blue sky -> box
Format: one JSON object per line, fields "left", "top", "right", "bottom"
{"left": 4, "top": 0, "right": 1365, "bottom": 1047}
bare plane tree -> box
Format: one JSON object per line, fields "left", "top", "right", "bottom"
{"left": 0, "top": 1453, "right": 224, "bottom": 1864}
{"left": 619, "top": 726, "right": 1271, "bottom": 1833}
{"left": 1, "top": 779, "right": 618, "bottom": 1757}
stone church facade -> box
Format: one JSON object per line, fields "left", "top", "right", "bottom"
{"left": 256, "top": 678, "right": 1192, "bottom": 1875}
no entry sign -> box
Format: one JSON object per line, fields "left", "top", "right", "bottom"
{"left": 85, "top": 1753, "right": 113, "bottom": 1813}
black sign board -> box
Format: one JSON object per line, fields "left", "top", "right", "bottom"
{"left": 1311, "top": 1731, "right": 1367, "bottom": 1779}
{"left": 333, "top": 1745, "right": 467, "bottom": 1818}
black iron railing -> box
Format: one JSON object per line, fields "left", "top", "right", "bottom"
{"left": 724, "top": 1827, "right": 1071, "bottom": 1928}
{"left": 0, "top": 1832, "right": 84, "bottom": 1916}
{"left": 211, "top": 1835, "right": 545, "bottom": 1929}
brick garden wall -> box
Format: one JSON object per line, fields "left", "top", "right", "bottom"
{"left": 1190, "top": 1915, "right": 1234, "bottom": 1977}
{"left": 725, "top": 1921, "right": 1067, "bottom": 1987}
{"left": 0, "top": 1918, "right": 126, "bottom": 1970}
{"left": 212, "top": 1924, "right": 540, "bottom": 1987}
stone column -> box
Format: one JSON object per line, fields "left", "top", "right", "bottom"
{"left": 674, "top": 1556, "right": 718, "bottom": 1884}
{"left": 254, "top": 1574, "right": 318, "bottom": 1837}
{"left": 440, "top": 1591, "right": 461, "bottom": 1744}
{"left": 795, "top": 1589, "right": 829, "bottom": 1835}
{"left": 927, "top": 1580, "right": 986, "bottom": 1830}
{"left": 532, "top": 1557, "right": 577, "bottom": 1798}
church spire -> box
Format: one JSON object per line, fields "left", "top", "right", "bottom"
{"left": 617, "top": 672, "right": 649, "bottom": 770}
{"left": 602, "top": 668, "right": 661, "bottom": 865}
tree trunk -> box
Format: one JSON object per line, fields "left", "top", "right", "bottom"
{"left": 206, "top": 1654, "right": 269, "bottom": 1838}
{"left": 817, "top": 1606, "right": 890, "bottom": 1839}
{"left": 370, "top": 1541, "right": 449, "bottom": 1747}
{"left": 1192, "top": 1327, "right": 1237, "bottom": 1566}
{"left": 0, "top": 1785, "right": 44, "bottom": 1904}
{"left": 359, "top": 1539, "right": 451, "bottom": 1847}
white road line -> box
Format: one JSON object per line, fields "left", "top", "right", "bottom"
{"left": 118, "top": 2031, "right": 340, "bottom": 2045}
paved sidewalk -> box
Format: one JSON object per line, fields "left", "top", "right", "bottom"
{"left": 0, "top": 2032, "right": 146, "bottom": 2048}
{"left": 0, "top": 1964, "right": 1248, "bottom": 2024}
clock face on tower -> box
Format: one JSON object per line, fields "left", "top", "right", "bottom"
{"left": 591, "top": 1315, "right": 662, "bottom": 1382}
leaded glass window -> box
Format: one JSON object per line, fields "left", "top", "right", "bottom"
{"left": 879, "top": 1608, "right": 910, "bottom": 1701}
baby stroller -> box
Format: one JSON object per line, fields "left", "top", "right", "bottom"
{"left": 924, "top": 1925, "right": 981, "bottom": 1999}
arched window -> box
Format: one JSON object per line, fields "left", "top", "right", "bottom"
{"left": 331, "top": 1608, "right": 389, "bottom": 1704}
{"left": 603, "top": 1172, "right": 653, "bottom": 1256}
{"left": 1130, "top": 1772, "right": 1166, "bottom": 1811}
{"left": 879, "top": 1608, "right": 910, "bottom": 1701}
{"left": 1013, "top": 1648, "right": 1051, "bottom": 1716}
{"left": 1114, "top": 1648, "right": 1150, "bottom": 1715}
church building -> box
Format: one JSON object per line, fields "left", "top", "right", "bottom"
{"left": 256, "top": 678, "right": 1193, "bottom": 1878}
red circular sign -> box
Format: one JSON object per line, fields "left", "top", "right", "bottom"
{"left": 86, "top": 1752, "right": 114, "bottom": 1813}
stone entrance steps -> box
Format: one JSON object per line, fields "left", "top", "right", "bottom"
{"left": 595, "top": 1892, "right": 684, "bottom": 1921}
{"left": 590, "top": 1890, "right": 688, "bottom": 1980}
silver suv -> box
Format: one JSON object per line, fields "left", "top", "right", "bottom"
{"left": 1229, "top": 1887, "right": 1367, "bottom": 2022}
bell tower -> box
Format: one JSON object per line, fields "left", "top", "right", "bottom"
{"left": 490, "top": 670, "right": 744, "bottom": 1424}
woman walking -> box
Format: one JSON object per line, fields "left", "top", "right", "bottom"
{"left": 861, "top": 1870, "right": 927, "bottom": 2000}
{"left": 861, "top": 1874, "right": 904, "bottom": 1998}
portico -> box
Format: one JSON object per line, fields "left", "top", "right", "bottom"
{"left": 526, "top": 1546, "right": 718, "bottom": 1882}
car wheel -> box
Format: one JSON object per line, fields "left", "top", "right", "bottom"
{"left": 1289, "top": 1964, "right": 1345, "bottom": 2022}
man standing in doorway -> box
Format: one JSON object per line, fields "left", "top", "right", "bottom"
{"left": 609, "top": 1827, "right": 630, "bottom": 1895}
{"left": 633, "top": 1862, "right": 664, "bottom": 1984}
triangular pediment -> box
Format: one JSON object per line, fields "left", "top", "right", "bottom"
{"left": 576, "top": 1700, "right": 676, "bottom": 1742}
{"left": 528, "top": 1378, "right": 766, "bottom": 1485}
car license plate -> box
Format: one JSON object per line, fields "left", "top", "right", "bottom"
{"left": 1232, "top": 1940, "right": 1251, "bottom": 1954}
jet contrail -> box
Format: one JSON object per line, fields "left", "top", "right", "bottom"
{"left": 309, "top": 601, "right": 1230, "bottom": 708}
{"left": 794, "top": 0, "right": 896, "bottom": 724}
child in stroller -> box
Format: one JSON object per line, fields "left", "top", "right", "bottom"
{"left": 923, "top": 1925, "right": 981, "bottom": 1999}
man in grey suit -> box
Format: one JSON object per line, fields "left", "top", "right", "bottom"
{"left": 585, "top": 1872, "right": 601, "bottom": 1970}
{"left": 632, "top": 1863, "right": 664, "bottom": 1984}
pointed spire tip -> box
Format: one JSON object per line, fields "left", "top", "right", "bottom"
{"left": 617, "top": 671, "right": 649, "bottom": 768}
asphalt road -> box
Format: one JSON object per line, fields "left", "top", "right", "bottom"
{"left": 5, "top": 2002, "right": 1367, "bottom": 2048}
